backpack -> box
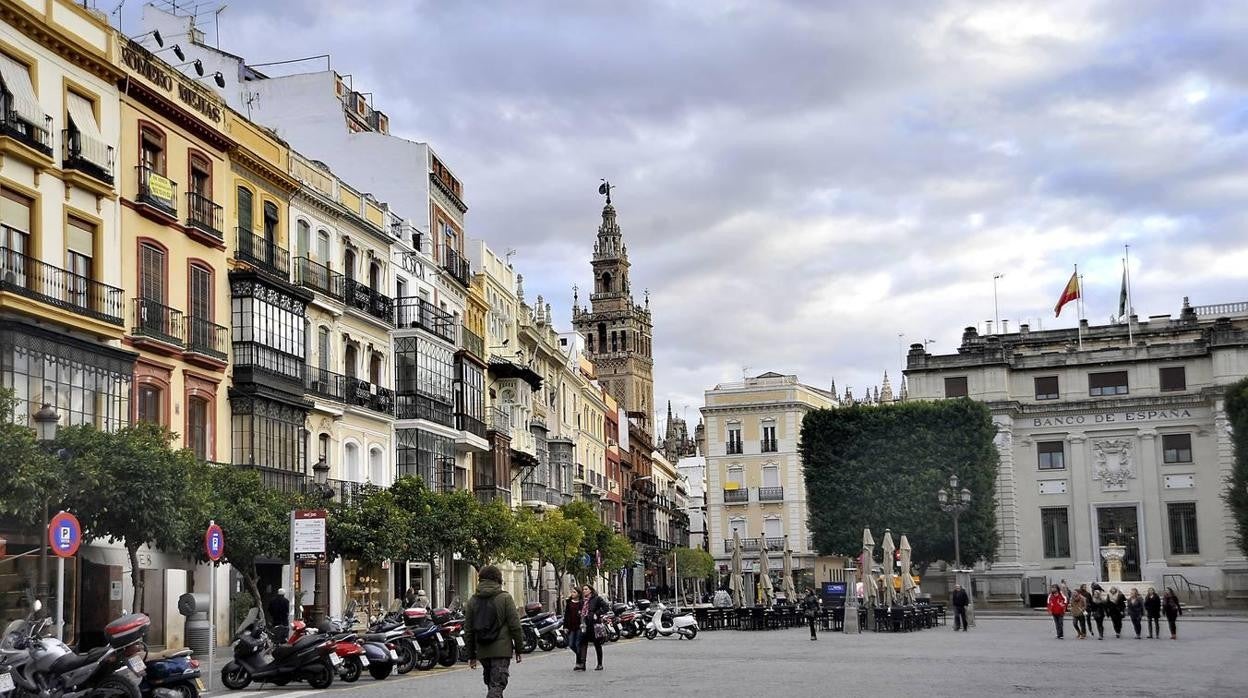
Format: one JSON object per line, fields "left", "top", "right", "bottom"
{"left": 472, "top": 596, "right": 501, "bottom": 643}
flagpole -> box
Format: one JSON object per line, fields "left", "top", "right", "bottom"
{"left": 1125, "top": 244, "right": 1133, "bottom": 345}
{"left": 1075, "top": 264, "right": 1083, "bottom": 350}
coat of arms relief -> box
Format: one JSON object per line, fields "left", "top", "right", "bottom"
{"left": 1092, "top": 439, "right": 1135, "bottom": 491}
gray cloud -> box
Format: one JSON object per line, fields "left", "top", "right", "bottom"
{"left": 128, "top": 0, "right": 1248, "bottom": 421}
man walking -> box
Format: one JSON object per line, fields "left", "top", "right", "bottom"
{"left": 268, "top": 588, "right": 290, "bottom": 641}
{"left": 800, "top": 587, "right": 821, "bottom": 640}
{"left": 465, "top": 565, "right": 523, "bottom": 697}
{"left": 951, "top": 584, "right": 970, "bottom": 632}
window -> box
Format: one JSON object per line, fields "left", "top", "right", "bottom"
{"left": 317, "top": 326, "right": 331, "bottom": 372}
{"left": 1167, "top": 502, "right": 1199, "bottom": 555}
{"left": 318, "top": 433, "right": 330, "bottom": 463}
{"left": 230, "top": 395, "right": 306, "bottom": 473}
{"left": 66, "top": 91, "right": 108, "bottom": 170}
{"left": 764, "top": 517, "right": 783, "bottom": 540}
{"left": 343, "top": 247, "right": 356, "bottom": 281}
{"left": 0, "top": 52, "right": 45, "bottom": 131}
{"left": 316, "top": 229, "right": 330, "bottom": 263}
{"left": 1037, "top": 441, "right": 1065, "bottom": 470}
{"left": 944, "top": 376, "right": 968, "bottom": 398}
{"left": 187, "top": 396, "right": 209, "bottom": 460}
{"left": 762, "top": 465, "right": 780, "bottom": 488}
{"left": 1162, "top": 433, "right": 1192, "bottom": 464}
{"left": 726, "top": 427, "right": 742, "bottom": 454}
{"left": 1034, "top": 376, "right": 1059, "bottom": 400}
{"left": 65, "top": 218, "right": 94, "bottom": 307}
{"left": 236, "top": 187, "right": 253, "bottom": 231}
{"left": 1, "top": 188, "right": 30, "bottom": 285}
{"left": 139, "top": 243, "right": 164, "bottom": 301}
{"left": 344, "top": 442, "right": 360, "bottom": 482}
{"left": 263, "top": 201, "right": 278, "bottom": 241}
{"left": 396, "top": 427, "right": 456, "bottom": 491}
{"left": 1089, "top": 371, "right": 1129, "bottom": 396}
{"left": 369, "top": 261, "right": 382, "bottom": 292}
{"left": 1041, "top": 507, "right": 1071, "bottom": 558}
{"left": 137, "top": 384, "right": 162, "bottom": 425}
{"left": 369, "top": 447, "right": 385, "bottom": 485}
{"left": 139, "top": 126, "right": 165, "bottom": 175}
{"left": 230, "top": 279, "right": 307, "bottom": 380}
{"left": 189, "top": 154, "right": 211, "bottom": 196}
{"left": 344, "top": 343, "right": 358, "bottom": 380}
{"left": 1159, "top": 366, "right": 1186, "bottom": 392}
{"left": 295, "top": 220, "right": 310, "bottom": 259}
{"left": 370, "top": 352, "right": 383, "bottom": 385}
{"left": 761, "top": 424, "right": 777, "bottom": 452}
{"left": 188, "top": 265, "right": 212, "bottom": 350}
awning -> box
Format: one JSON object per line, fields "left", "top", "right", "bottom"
{"left": 0, "top": 53, "right": 46, "bottom": 126}
{"left": 66, "top": 91, "right": 111, "bottom": 169}
{"left": 489, "top": 357, "right": 542, "bottom": 391}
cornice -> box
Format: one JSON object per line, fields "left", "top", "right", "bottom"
{"left": 430, "top": 172, "right": 467, "bottom": 213}
{"left": 231, "top": 145, "right": 299, "bottom": 196}
{"left": 0, "top": 1, "right": 123, "bottom": 83}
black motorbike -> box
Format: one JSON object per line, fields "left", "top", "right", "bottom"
{"left": 219, "top": 609, "right": 336, "bottom": 690}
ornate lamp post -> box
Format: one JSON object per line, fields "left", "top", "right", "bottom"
{"left": 32, "top": 403, "right": 61, "bottom": 600}
{"left": 936, "top": 474, "right": 972, "bottom": 569}
{"left": 309, "top": 456, "right": 332, "bottom": 624}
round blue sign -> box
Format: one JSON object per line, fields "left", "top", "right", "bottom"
{"left": 49, "top": 511, "right": 81, "bottom": 558}
{"left": 205, "top": 522, "right": 225, "bottom": 562}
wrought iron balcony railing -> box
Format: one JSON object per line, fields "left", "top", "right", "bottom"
{"left": 235, "top": 227, "right": 289, "bottom": 279}
{"left": 394, "top": 295, "right": 456, "bottom": 342}
{"left": 185, "top": 192, "right": 223, "bottom": 240}
{"left": 521, "top": 483, "right": 550, "bottom": 503}
{"left": 757, "top": 486, "right": 785, "bottom": 502}
{"left": 456, "top": 412, "right": 487, "bottom": 439}
{"left": 1, "top": 93, "right": 51, "bottom": 155}
{"left": 132, "top": 297, "right": 183, "bottom": 346}
{"left": 343, "top": 277, "right": 393, "bottom": 324}
{"left": 760, "top": 438, "right": 778, "bottom": 453}
{"left": 487, "top": 406, "right": 509, "bottom": 436}
{"left": 306, "top": 366, "right": 347, "bottom": 402}
{"left": 441, "top": 246, "right": 471, "bottom": 287}
{"left": 724, "top": 537, "right": 761, "bottom": 553}
{"left": 726, "top": 441, "right": 743, "bottom": 455}
{"left": 136, "top": 166, "right": 177, "bottom": 216}
{"left": 394, "top": 391, "right": 453, "bottom": 427}
{"left": 460, "top": 325, "right": 485, "bottom": 359}
{"left": 185, "top": 315, "right": 228, "bottom": 360}
{"left": 0, "top": 241, "right": 124, "bottom": 325}
{"left": 295, "top": 256, "right": 344, "bottom": 300}
{"left": 62, "top": 129, "right": 113, "bottom": 182}
{"left": 765, "top": 537, "right": 786, "bottom": 551}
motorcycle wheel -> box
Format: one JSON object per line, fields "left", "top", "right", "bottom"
{"left": 521, "top": 633, "right": 537, "bottom": 654}
{"left": 607, "top": 625, "right": 620, "bottom": 642}
{"left": 368, "top": 663, "right": 393, "bottom": 681}
{"left": 644, "top": 628, "right": 657, "bottom": 640}
{"left": 437, "top": 644, "right": 458, "bottom": 667}
{"left": 171, "top": 682, "right": 200, "bottom": 698}
{"left": 221, "top": 662, "right": 252, "bottom": 690}
{"left": 395, "top": 641, "right": 417, "bottom": 674}
{"left": 341, "top": 656, "right": 363, "bottom": 683}
{"left": 414, "top": 646, "right": 437, "bottom": 671}
{"left": 537, "top": 636, "right": 554, "bottom": 652}
{"left": 305, "top": 662, "right": 334, "bottom": 690}
{"left": 88, "top": 675, "right": 141, "bottom": 698}
{"left": 683, "top": 626, "right": 699, "bottom": 640}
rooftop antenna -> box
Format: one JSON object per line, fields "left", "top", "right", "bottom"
{"left": 214, "top": 5, "right": 227, "bottom": 50}
{"left": 504, "top": 248, "right": 516, "bottom": 265}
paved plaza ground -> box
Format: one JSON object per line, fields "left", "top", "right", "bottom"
{"left": 224, "top": 616, "right": 1248, "bottom": 697}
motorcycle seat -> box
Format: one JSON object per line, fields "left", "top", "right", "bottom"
{"left": 148, "top": 647, "right": 192, "bottom": 661}
{"left": 50, "top": 646, "right": 107, "bottom": 673}
{"left": 533, "top": 612, "right": 555, "bottom": 623}
{"left": 361, "top": 633, "right": 391, "bottom": 643}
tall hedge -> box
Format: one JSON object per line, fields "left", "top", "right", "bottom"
{"left": 1223, "top": 377, "right": 1248, "bottom": 556}
{"left": 801, "top": 399, "right": 999, "bottom": 569}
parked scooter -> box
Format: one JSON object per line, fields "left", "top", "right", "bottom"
{"left": 363, "top": 602, "right": 417, "bottom": 674}
{"left": 401, "top": 608, "right": 448, "bottom": 671}
{"left": 328, "top": 602, "right": 397, "bottom": 680}
{"left": 287, "top": 620, "right": 368, "bottom": 683}
{"left": 614, "top": 603, "right": 643, "bottom": 639}
{"left": 220, "top": 608, "right": 337, "bottom": 690}
{"left": 644, "top": 603, "right": 699, "bottom": 640}
{"left": 139, "top": 647, "right": 203, "bottom": 698}
{"left": 523, "top": 603, "right": 565, "bottom": 652}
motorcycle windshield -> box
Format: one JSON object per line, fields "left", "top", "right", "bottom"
{"left": 1, "top": 619, "right": 28, "bottom": 650}
{"left": 236, "top": 608, "right": 260, "bottom": 638}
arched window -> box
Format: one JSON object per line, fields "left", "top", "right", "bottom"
{"left": 344, "top": 441, "right": 360, "bottom": 482}
{"left": 317, "top": 433, "right": 331, "bottom": 466}
{"left": 317, "top": 326, "right": 331, "bottom": 372}
{"left": 343, "top": 247, "right": 356, "bottom": 282}
{"left": 369, "top": 447, "right": 385, "bottom": 485}
{"left": 263, "top": 201, "right": 278, "bottom": 242}
{"left": 316, "top": 229, "right": 330, "bottom": 263}
{"left": 236, "top": 186, "right": 253, "bottom": 232}
{"left": 369, "top": 352, "right": 383, "bottom": 385}
{"left": 295, "top": 219, "right": 310, "bottom": 259}
{"left": 369, "top": 260, "right": 382, "bottom": 291}
{"left": 344, "top": 343, "right": 358, "bottom": 379}
{"left": 601, "top": 272, "right": 612, "bottom": 293}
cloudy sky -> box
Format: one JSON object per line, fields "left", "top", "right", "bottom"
{"left": 129, "top": 1, "right": 1248, "bottom": 424}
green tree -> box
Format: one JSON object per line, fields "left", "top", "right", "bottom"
{"left": 508, "top": 508, "right": 583, "bottom": 607}
{"left": 465, "top": 499, "right": 516, "bottom": 567}
{"left": 0, "top": 389, "right": 60, "bottom": 527}
{"left": 559, "top": 500, "right": 610, "bottom": 581}
{"left": 674, "top": 547, "right": 715, "bottom": 581}
{"left": 801, "top": 399, "right": 999, "bottom": 570}
{"left": 600, "top": 533, "right": 636, "bottom": 578}
{"left": 59, "top": 422, "right": 197, "bottom": 607}
{"left": 197, "top": 465, "right": 293, "bottom": 612}
{"left": 327, "top": 485, "right": 409, "bottom": 566}
{"left": 1223, "top": 377, "right": 1248, "bottom": 556}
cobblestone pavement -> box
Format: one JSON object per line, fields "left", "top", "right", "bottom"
{"left": 221, "top": 616, "right": 1248, "bottom": 697}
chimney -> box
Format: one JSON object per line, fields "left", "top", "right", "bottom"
{"left": 1002, "top": 319, "right": 1010, "bottom": 333}
{"left": 1019, "top": 323, "right": 1030, "bottom": 337}
{"left": 985, "top": 320, "right": 993, "bottom": 335}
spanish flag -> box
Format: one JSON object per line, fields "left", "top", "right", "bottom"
{"left": 1054, "top": 271, "right": 1080, "bottom": 317}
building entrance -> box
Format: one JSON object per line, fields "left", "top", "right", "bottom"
{"left": 1096, "top": 505, "right": 1141, "bottom": 581}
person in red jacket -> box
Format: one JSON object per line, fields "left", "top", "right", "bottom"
{"left": 1047, "top": 584, "right": 1068, "bottom": 639}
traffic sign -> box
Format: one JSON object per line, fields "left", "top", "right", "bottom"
{"left": 205, "top": 521, "right": 225, "bottom": 562}
{"left": 48, "top": 511, "right": 81, "bottom": 558}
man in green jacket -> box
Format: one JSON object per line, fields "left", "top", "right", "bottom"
{"left": 465, "top": 565, "right": 523, "bottom": 697}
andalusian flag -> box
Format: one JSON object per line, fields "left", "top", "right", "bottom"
{"left": 1054, "top": 271, "right": 1080, "bottom": 317}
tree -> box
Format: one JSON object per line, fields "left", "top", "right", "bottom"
{"left": 0, "top": 389, "right": 60, "bottom": 527}
{"left": 327, "top": 485, "right": 409, "bottom": 567}
{"left": 801, "top": 399, "right": 999, "bottom": 570}
{"left": 59, "top": 422, "right": 197, "bottom": 608}
{"left": 1223, "top": 377, "right": 1248, "bottom": 556}
{"left": 508, "top": 508, "right": 583, "bottom": 607}
{"left": 465, "top": 499, "right": 516, "bottom": 567}
{"left": 559, "top": 500, "right": 611, "bottom": 582}
{"left": 599, "top": 533, "right": 636, "bottom": 579}
{"left": 674, "top": 547, "right": 715, "bottom": 582}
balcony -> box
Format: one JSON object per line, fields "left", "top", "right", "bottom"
{"left": 757, "top": 486, "right": 785, "bottom": 502}
{"left": 0, "top": 243, "right": 124, "bottom": 325}
{"left": 306, "top": 366, "right": 346, "bottom": 402}
{"left": 456, "top": 412, "right": 487, "bottom": 439}
{"left": 295, "top": 256, "right": 344, "bottom": 300}
{"left": 135, "top": 166, "right": 177, "bottom": 219}
{"left": 441, "top": 247, "right": 471, "bottom": 287}
{"left": 726, "top": 441, "right": 743, "bottom": 455}
{"left": 235, "top": 227, "right": 289, "bottom": 280}
{"left": 61, "top": 129, "right": 113, "bottom": 184}
{"left": 132, "top": 297, "right": 183, "bottom": 347}
{"left": 724, "top": 537, "right": 761, "bottom": 553}
{"left": 395, "top": 392, "right": 453, "bottom": 427}
{"left": 346, "top": 377, "right": 395, "bottom": 415}
{"left": 394, "top": 296, "right": 455, "bottom": 342}
{"left": 185, "top": 192, "right": 224, "bottom": 241}
{"left": 761, "top": 438, "right": 778, "bottom": 453}
{"left": 342, "top": 277, "right": 393, "bottom": 324}
{"left": 487, "top": 406, "right": 509, "bottom": 436}
{"left": 521, "top": 483, "right": 549, "bottom": 504}
{"left": 185, "top": 315, "right": 228, "bottom": 362}
{"left": 460, "top": 325, "right": 485, "bottom": 360}
{"left": 474, "top": 487, "right": 512, "bottom": 507}
{"left": 247, "top": 464, "right": 308, "bottom": 493}
{"left": 0, "top": 93, "right": 52, "bottom": 157}
{"left": 765, "top": 537, "right": 786, "bottom": 551}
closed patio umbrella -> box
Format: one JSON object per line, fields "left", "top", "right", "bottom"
{"left": 899, "top": 534, "right": 916, "bottom": 604}
{"left": 861, "top": 527, "right": 876, "bottom": 606}
{"left": 730, "top": 529, "right": 744, "bottom": 608}
{"left": 881, "top": 529, "right": 896, "bottom": 607}
{"left": 782, "top": 537, "right": 797, "bottom": 602}
{"left": 758, "top": 545, "right": 775, "bottom": 607}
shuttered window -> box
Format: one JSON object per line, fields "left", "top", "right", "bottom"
{"left": 140, "top": 243, "right": 164, "bottom": 301}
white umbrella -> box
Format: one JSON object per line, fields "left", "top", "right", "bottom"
{"left": 730, "top": 529, "right": 744, "bottom": 608}
{"left": 881, "top": 529, "right": 897, "bottom": 607}
{"left": 782, "top": 537, "right": 797, "bottom": 602}
{"left": 758, "top": 545, "right": 775, "bottom": 607}
{"left": 899, "top": 534, "right": 916, "bottom": 604}
{"left": 861, "top": 528, "right": 876, "bottom": 606}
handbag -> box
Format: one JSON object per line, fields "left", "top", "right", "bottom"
{"left": 593, "top": 622, "right": 607, "bottom": 641}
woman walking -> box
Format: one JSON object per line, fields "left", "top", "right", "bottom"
{"left": 1126, "top": 589, "right": 1144, "bottom": 639}
{"left": 1106, "top": 587, "right": 1126, "bottom": 638}
{"left": 1047, "top": 584, "right": 1067, "bottom": 639}
{"left": 1089, "top": 584, "right": 1107, "bottom": 640}
{"left": 1162, "top": 588, "right": 1183, "bottom": 640}
{"left": 1069, "top": 588, "right": 1088, "bottom": 639}
{"left": 1144, "top": 588, "right": 1162, "bottom": 638}
{"left": 563, "top": 588, "right": 582, "bottom": 667}
{"left": 575, "top": 584, "right": 610, "bottom": 671}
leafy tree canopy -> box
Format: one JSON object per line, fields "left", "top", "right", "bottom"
{"left": 1223, "top": 377, "right": 1248, "bottom": 556}
{"left": 674, "top": 547, "right": 715, "bottom": 580}
{"left": 327, "top": 484, "right": 409, "bottom": 566}
{"left": 801, "top": 399, "right": 999, "bottom": 569}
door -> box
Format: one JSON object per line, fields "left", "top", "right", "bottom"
{"left": 1096, "top": 505, "right": 1141, "bottom": 581}
{"left": 188, "top": 265, "right": 212, "bottom": 350}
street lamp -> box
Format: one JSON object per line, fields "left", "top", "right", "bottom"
{"left": 937, "top": 474, "right": 972, "bottom": 569}
{"left": 32, "top": 403, "right": 61, "bottom": 601}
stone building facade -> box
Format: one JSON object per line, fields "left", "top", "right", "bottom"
{"left": 905, "top": 298, "right": 1248, "bottom": 603}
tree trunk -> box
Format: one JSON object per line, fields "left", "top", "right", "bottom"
{"left": 243, "top": 570, "right": 264, "bottom": 623}
{"left": 128, "top": 544, "right": 144, "bottom": 613}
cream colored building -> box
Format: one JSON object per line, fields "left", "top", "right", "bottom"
{"left": 905, "top": 298, "right": 1248, "bottom": 604}
{"left": 703, "top": 372, "right": 835, "bottom": 590}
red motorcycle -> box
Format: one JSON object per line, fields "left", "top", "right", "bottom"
{"left": 288, "top": 620, "right": 369, "bottom": 683}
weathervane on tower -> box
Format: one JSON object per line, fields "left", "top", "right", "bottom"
{"left": 598, "top": 178, "right": 613, "bottom": 204}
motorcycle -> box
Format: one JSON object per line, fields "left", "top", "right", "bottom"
{"left": 401, "top": 608, "right": 447, "bottom": 671}
{"left": 139, "top": 648, "right": 202, "bottom": 698}
{"left": 219, "top": 608, "right": 337, "bottom": 690}
{"left": 428, "top": 609, "right": 460, "bottom": 668}
{"left": 436, "top": 613, "right": 470, "bottom": 664}
{"left": 363, "top": 602, "right": 417, "bottom": 675}
{"left": 599, "top": 610, "right": 620, "bottom": 642}
{"left": 523, "top": 603, "right": 565, "bottom": 652}
{"left": 328, "top": 603, "right": 396, "bottom": 681}
{"left": 644, "top": 603, "right": 699, "bottom": 640}
{"left": 1, "top": 600, "right": 148, "bottom": 698}
{"left": 287, "top": 620, "right": 368, "bottom": 683}
{"left": 613, "top": 603, "right": 642, "bottom": 639}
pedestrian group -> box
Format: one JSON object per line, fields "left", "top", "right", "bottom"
{"left": 1047, "top": 581, "right": 1182, "bottom": 641}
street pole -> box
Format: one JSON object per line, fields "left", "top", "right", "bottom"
{"left": 55, "top": 556, "right": 64, "bottom": 640}
{"left": 952, "top": 512, "right": 961, "bottom": 571}
{"left": 208, "top": 560, "right": 215, "bottom": 692}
